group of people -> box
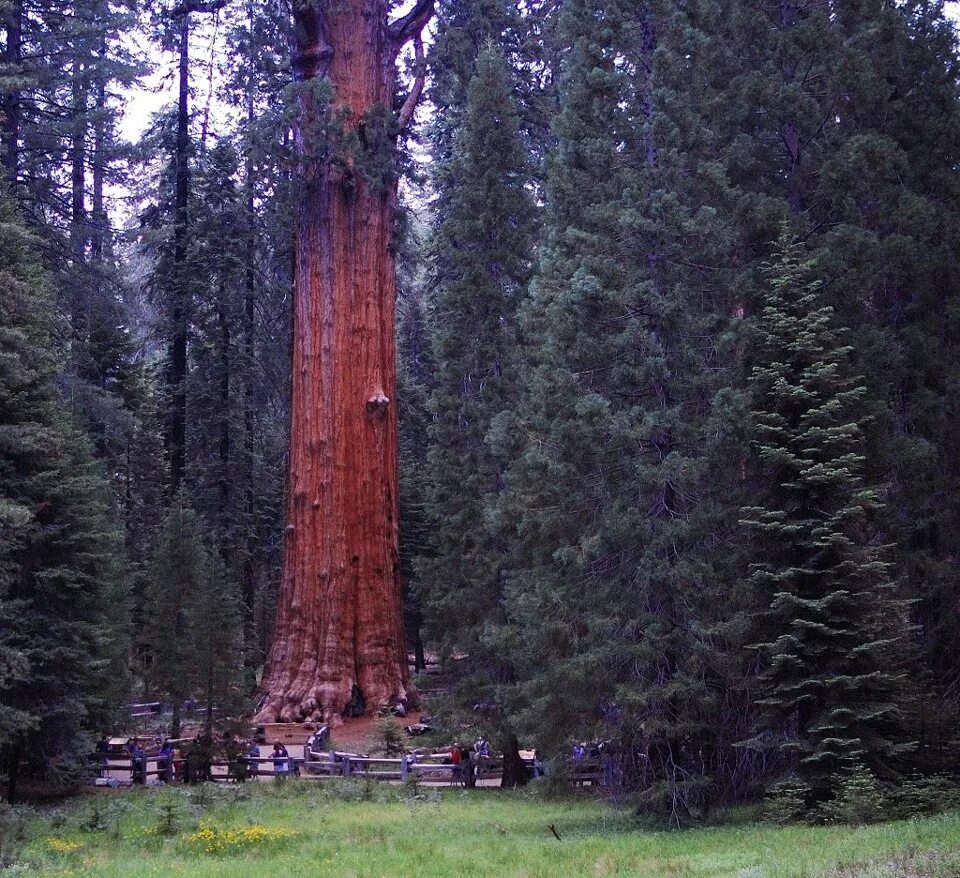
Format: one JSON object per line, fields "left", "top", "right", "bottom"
{"left": 95, "top": 736, "right": 176, "bottom": 784}
{"left": 245, "top": 741, "right": 293, "bottom": 777}
{"left": 95, "top": 734, "right": 296, "bottom": 784}
{"left": 441, "top": 737, "right": 493, "bottom": 787}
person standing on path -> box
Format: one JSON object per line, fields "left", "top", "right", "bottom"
{"left": 272, "top": 742, "right": 289, "bottom": 777}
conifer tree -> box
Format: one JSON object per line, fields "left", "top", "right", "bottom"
{"left": 417, "top": 43, "right": 535, "bottom": 694}
{"left": 191, "top": 550, "right": 245, "bottom": 740}
{"left": 396, "top": 219, "right": 434, "bottom": 674}
{"left": 141, "top": 504, "right": 207, "bottom": 738}
{"left": 491, "top": 0, "right": 741, "bottom": 821}
{"left": 829, "top": 2, "right": 960, "bottom": 718}
{"left": 0, "top": 195, "right": 129, "bottom": 798}
{"left": 141, "top": 503, "right": 244, "bottom": 738}
{"left": 714, "top": 0, "right": 960, "bottom": 752}
{"left": 185, "top": 141, "right": 250, "bottom": 592}
{"left": 741, "top": 234, "right": 911, "bottom": 799}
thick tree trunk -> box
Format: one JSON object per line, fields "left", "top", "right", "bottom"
{"left": 257, "top": 0, "right": 430, "bottom": 724}
{"left": 501, "top": 733, "right": 529, "bottom": 788}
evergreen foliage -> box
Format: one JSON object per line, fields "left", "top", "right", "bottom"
{"left": 741, "top": 235, "right": 911, "bottom": 798}
{"left": 0, "top": 0, "right": 959, "bottom": 819}
{"left": 714, "top": 1, "right": 960, "bottom": 746}
{"left": 485, "top": 0, "right": 745, "bottom": 822}
{"left": 141, "top": 503, "right": 244, "bottom": 738}
{"left": 0, "top": 195, "right": 128, "bottom": 793}
{"left": 418, "top": 43, "right": 535, "bottom": 690}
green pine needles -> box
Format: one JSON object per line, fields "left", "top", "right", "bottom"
{"left": 741, "top": 232, "right": 911, "bottom": 801}
{"left": 0, "top": 195, "right": 130, "bottom": 793}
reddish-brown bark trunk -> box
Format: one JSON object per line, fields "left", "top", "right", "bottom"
{"left": 257, "top": 0, "right": 429, "bottom": 724}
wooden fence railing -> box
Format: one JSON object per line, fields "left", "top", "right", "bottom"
{"left": 95, "top": 752, "right": 603, "bottom": 787}
{"left": 96, "top": 755, "right": 303, "bottom": 784}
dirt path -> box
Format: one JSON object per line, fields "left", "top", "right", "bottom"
{"left": 326, "top": 711, "right": 426, "bottom": 753}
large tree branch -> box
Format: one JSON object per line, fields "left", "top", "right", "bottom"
{"left": 388, "top": 0, "right": 434, "bottom": 54}
{"left": 395, "top": 34, "right": 425, "bottom": 133}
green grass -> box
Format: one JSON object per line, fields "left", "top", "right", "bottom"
{"left": 8, "top": 780, "right": 960, "bottom": 877}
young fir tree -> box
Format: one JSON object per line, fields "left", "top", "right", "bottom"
{"left": 191, "top": 550, "right": 245, "bottom": 740}
{"left": 0, "top": 195, "right": 129, "bottom": 798}
{"left": 141, "top": 503, "right": 243, "bottom": 738}
{"left": 741, "top": 234, "right": 911, "bottom": 801}
{"left": 140, "top": 503, "right": 204, "bottom": 738}
{"left": 141, "top": 503, "right": 244, "bottom": 737}
{"left": 417, "top": 43, "right": 535, "bottom": 704}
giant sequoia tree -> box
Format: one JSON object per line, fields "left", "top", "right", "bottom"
{"left": 256, "top": 0, "right": 434, "bottom": 723}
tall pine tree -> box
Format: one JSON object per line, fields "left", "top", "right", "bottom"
{"left": 491, "top": 0, "right": 743, "bottom": 821}
{"left": 417, "top": 43, "right": 536, "bottom": 704}
{"left": 0, "top": 195, "right": 128, "bottom": 798}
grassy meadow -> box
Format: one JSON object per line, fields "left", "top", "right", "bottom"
{"left": 7, "top": 780, "right": 960, "bottom": 878}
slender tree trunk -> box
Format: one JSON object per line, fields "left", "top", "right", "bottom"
{"left": 198, "top": 9, "right": 219, "bottom": 156}
{"left": 70, "top": 52, "right": 88, "bottom": 355}
{"left": 3, "top": 0, "right": 22, "bottom": 185}
{"left": 5, "top": 738, "right": 22, "bottom": 803}
{"left": 205, "top": 666, "right": 214, "bottom": 741}
{"left": 257, "top": 0, "right": 431, "bottom": 723}
{"left": 168, "top": 14, "right": 191, "bottom": 497}
{"left": 218, "top": 283, "right": 231, "bottom": 563}
{"left": 71, "top": 65, "right": 87, "bottom": 259}
{"left": 90, "top": 40, "right": 107, "bottom": 264}
{"left": 413, "top": 607, "right": 426, "bottom": 674}
{"left": 171, "top": 701, "right": 181, "bottom": 739}
{"left": 242, "top": 0, "right": 258, "bottom": 652}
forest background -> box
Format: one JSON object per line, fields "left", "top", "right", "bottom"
{"left": 2, "top": 0, "right": 960, "bottom": 825}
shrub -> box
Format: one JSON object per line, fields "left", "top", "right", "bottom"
{"left": 153, "top": 799, "right": 187, "bottom": 837}
{"left": 891, "top": 775, "right": 960, "bottom": 819}
{"left": 818, "top": 763, "right": 888, "bottom": 825}
{"left": 0, "top": 803, "right": 31, "bottom": 868}
{"left": 78, "top": 798, "right": 128, "bottom": 840}
{"left": 523, "top": 765, "right": 574, "bottom": 802}
{"left": 375, "top": 717, "right": 405, "bottom": 755}
{"left": 762, "top": 778, "right": 811, "bottom": 825}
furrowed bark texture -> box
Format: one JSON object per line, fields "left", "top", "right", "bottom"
{"left": 257, "top": 0, "right": 426, "bottom": 723}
